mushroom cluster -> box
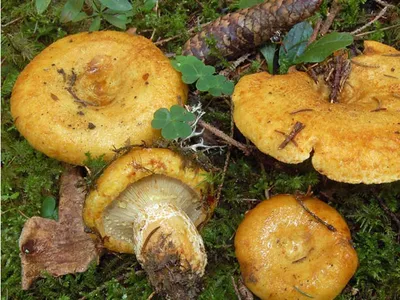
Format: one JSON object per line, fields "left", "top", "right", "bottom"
{"left": 232, "top": 41, "right": 400, "bottom": 184}
{"left": 11, "top": 31, "right": 187, "bottom": 165}
{"left": 83, "top": 148, "right": 215, "bottom": 299}
{"left": 235, "top": 194, "right": 358, "bottom": 300}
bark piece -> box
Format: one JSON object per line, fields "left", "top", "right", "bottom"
{"left": 19, "top": 166, "right": 102, "bottom": 290}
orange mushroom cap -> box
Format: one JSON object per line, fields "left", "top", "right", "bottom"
{"left": 232, "top": 41, "right": 400, "bottom": 184}
{"left": 11, "top": 31, "right": 188, "bottom": 165}
{"left": 235, "top": 194, "right": 358, "bottom": 300}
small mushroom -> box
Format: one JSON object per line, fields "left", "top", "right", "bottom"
{"left": 83, "top": 148, "right": 215, "bottom": 299}
{"left": 11, "top": 31, "right": 187, "bottom": 165}
{"left": 232, "top": 41, "right": 400, "bottom": 184}
{"left": 234, "top": 194, "right": 358, "bottom": 300}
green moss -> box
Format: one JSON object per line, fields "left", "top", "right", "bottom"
{"left": 2, "top": 0, "right": 400, "bottom": 299}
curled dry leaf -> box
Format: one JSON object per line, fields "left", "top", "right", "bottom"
{"left": 19, "top": 166, "right": 102, "bottom": 290}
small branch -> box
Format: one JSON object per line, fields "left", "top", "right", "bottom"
{"left": 307, "top": 19, "right": 322, "bottom": 45}
{"left": 277, "top": 122, "right": 305, "bottom": 150}
{"left": 354, "top": 23, "right": 400, "bottom": 38}
{"left": 351, "top": 5, "right": 389, "bottom": 35}
{"left": 295, "top": 193, "right": 337, "bottom": 232}
{"left": 370, "top": 97, "right": 387, "bottom": 112}
{"left": 216, "top": 102, "right": 234, "bottom": 202}
{"left": 320, "top": 0, "right": 342, "bottom": 35}
{"left": 66, "top": 87, "right": 98, "bottom": 107}
{"left": 290, "top": 109, "right": 314, "bottom": 115}
{"left": 376, "top": 197, "right": 400, "bottom": 242}
{"left": 197, "top": 120, "right": 252, "bottom": 155}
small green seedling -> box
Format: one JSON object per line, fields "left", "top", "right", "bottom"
{"left": 41, "top": 196, "right": 58, "bottom": 220}
{"left": 151, "top": 105, "right": 196, "bottom": 140}
{"left": 36, "top": 0, "right": 134, "bottom": 30}
{"left": 171, "top": 56, "right": 234, "bottom": 96}
{"left": 260, "top": 21, "right": 354, "bottom": 74}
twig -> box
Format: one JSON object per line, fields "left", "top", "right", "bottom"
{"left": 351, "top": 5, "right": 389, "bottom": 35}
{"left": 66, "top": 87, "right": 98, "bottom": 107}
{"left": 370, "top": 97, "right": 387, "bottom": 112}
{"left": 307, "top": 19, "right": 322, "bottom": 45}
{"left": 277, "top": 122, "right": 305, "bottom": 150}
{"left": 295, "top": 193, "right": 337, "bottom": 232}
{"left": 320, "top": 0, "right": 342, "bottom": 35}
{"left": 376, "top": 197, "right": 400, "bottom": 242}
{"left": 330, "top": 55, "right": 343, "bottom": 103}
{"left": 1, "top": 16, "right": 23, "bottom": 28}
{"left": 197, "top": 120, "right": 252, "bottom": 155}
{"left": 354, "top": 24, "right": 400, "bottom": 38}
{"left": 232, "top": 277, "right": 242, "bottom": 300}
{"left": 154, "top": 22, "right": 210, "bottom": 45}
{"left": 290, "top": 108, "right": 314, "bottom": 115}
{"left": 216, "top": 102, "right": 234, "bottom": 202}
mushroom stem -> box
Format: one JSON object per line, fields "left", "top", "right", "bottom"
{"left": 132, "top": 203, "right": 207, "bottom": 299}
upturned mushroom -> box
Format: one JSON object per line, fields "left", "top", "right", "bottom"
{"left": 232, "top": 41, "right": 400, "bottom": 184}
{"left": 11, "top": 31, "right": 187, "bottom": 165}
{"left": 83, "top": 148, "right": 215, "bottom": 299}
{"left": 235, "top": 194, "right": 358, "bottom": 300}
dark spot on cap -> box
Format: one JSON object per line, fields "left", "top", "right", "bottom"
{"left": 391, "top": 68, "right": 395, "bottom": 72}
{"left": 145, "top": 81, "right": 149, "bottom": 85}
{"left": 142, "top": 73, "right": 149, "bottom": 81}
{"left": 88, "top": 123, "right": 96, "bottom": 130}
{"left": 50, "top": 93, "right": 59, "bottom": 101}
{"left": 21, "top": 239, "right": 35, "bottom": 254}
{"left": 77, "top": 111, "right": 85, "bottom": 116}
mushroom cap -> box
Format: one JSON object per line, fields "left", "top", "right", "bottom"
{"left": 234, "top": 194, "right": 358, "bottom": 300}
{"left": 232, "top": 41, "right": 400, "bottom": 184}
{"left": 11, "top": 31, "right": 188, "bottom": 165}
{"left": 83, "top": 148, "right": 214, "bottom": 253}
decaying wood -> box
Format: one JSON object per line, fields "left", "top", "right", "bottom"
{"left": 19, "top": 166, "right": 102, "bottom": 290}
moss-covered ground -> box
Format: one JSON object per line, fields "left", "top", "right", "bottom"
{"left": 2, "top": 0, "right": 400, "bottom": 299}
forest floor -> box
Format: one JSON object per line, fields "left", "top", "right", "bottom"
{"left": 2, "top": 0, "right": 400, "bottom": 299}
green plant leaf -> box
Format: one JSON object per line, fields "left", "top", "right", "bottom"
{"left": 196, "top": 74, "right": 216, "bottom": 91}
{"left": 170, "top": 105, "right": 195, "bottom": 122}
{"left": 35, "top": 0, "right": 51, "bottom": 14}
{"left": 151, "top": 105, "right": 195, "bottom": 140}
{"left": 103, "top": 13, "right": 128, "bottom": 29}
{"left": 237, "top": 0, "right": 263, "bottom": 9}
{"left": 98, "top": 0, "right": 132, "bottom": 11}
{"left": 143, "top": 0, "right": 157, "bottom": 11}
{"left": 162, "top": 121, "right": 192, "bottom": 140}
{"left": 295, "top": 32, "right": 354, "bottom": 64}
{"left": 60, "top": 0, "right": 85, "bottom": 23}
{"left": 72, "top": 11, "right": 88, "bottom": 22}
{"left": 260, "top": 43, "right": 276, "bottom": 74}
{"left": 151, "top": 108, "right": 171, "bottom": 129}
{"left": 279, "top": 21, "right": 313, "bottom": 73}
{"left": 89, "top": 16, "right": 101, "bottom": 31}
{"left": 208, "top": 75, "right": 234, "bottom": 96}
{"left": 41, "top": 196, "right": 57, "bottom": 219}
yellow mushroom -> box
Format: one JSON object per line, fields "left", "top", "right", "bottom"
{"left": 235, "top": 194, "right": 358, "bottom": 300}
{"left": 232, "top": 41, "right": 400, "bottom": 184}
{"left": 83, "top": 148, "right": 215, "bottom": 299}
{"left": 11, "top": 31, "right": 187, "bottom": 165}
